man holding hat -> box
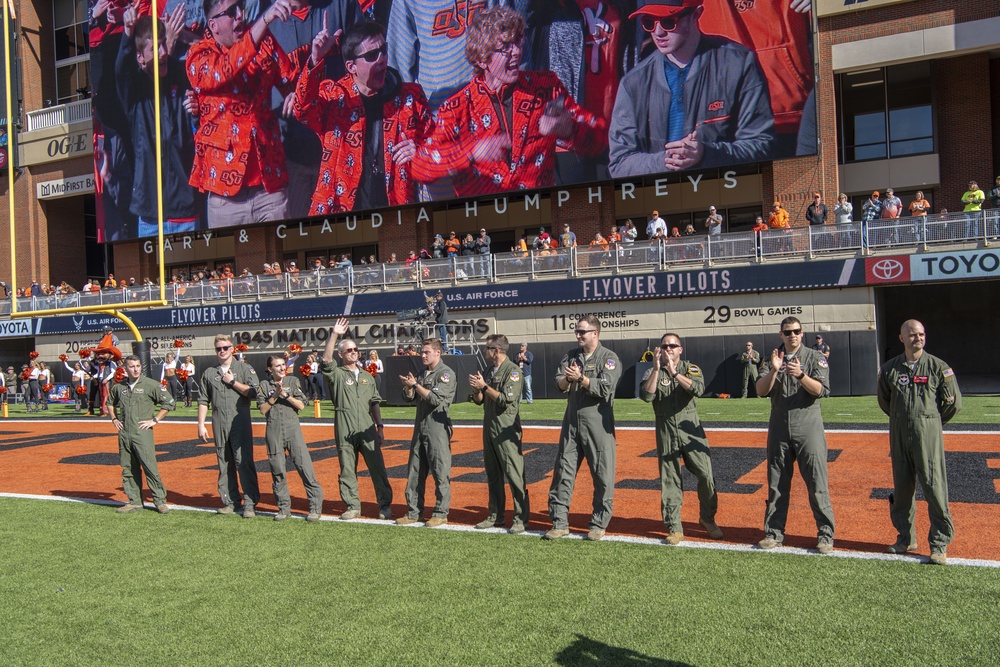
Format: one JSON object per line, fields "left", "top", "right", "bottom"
{"left": 608, "top": 0, "right": 775, "bottom": 178}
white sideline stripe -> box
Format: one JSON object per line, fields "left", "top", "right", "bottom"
{"left": 3, "top": 492, "right": 998, "bottom": 570}
{"left": 1, "top": 419, "right": 999, "bottom": 435}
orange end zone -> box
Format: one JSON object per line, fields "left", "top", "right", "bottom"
{"left": 1, "top": 422, "right": 998, "bottom": 561}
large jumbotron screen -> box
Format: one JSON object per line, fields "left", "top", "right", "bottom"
{"left": 90, "top": 0, "right": 816, "bottom": 242}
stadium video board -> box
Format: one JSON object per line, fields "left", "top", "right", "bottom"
{"left": 89, "top": 0, "right": 816, "bottom": 242}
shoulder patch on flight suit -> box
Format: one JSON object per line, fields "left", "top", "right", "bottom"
{"left": 604, "top": 359, "right": 616, "bottom": 371}
{"left": 943, "top": 368, "right": 954, "bottom": 378}
{"left": 641, "top": 368, "right": 652, "bottom": 381}
{"left": 561, "top": 354, "right": 569, "bottom": 364}
{"left": 440, "top": 373, "right": 451, "bottom": 383}
{"left": 688, "top": 364, "right": 701, "bottom": 376}
{"left": 817, "top": 358, "right": 828, "bottom": 368}
{"left": 510, "top": 370, "right": 519, "bottom": 382}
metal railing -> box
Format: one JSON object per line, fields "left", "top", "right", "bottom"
{"left": 3, "top": 210, "right": 996, "bottom": 317}
{"left": 25, "top": 100, "right": 93, "bottom": 132}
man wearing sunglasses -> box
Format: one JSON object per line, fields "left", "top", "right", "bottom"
{"left": 545, "top": 315, "right": 622, "bottom": 541}
{"left": 294, "top": 18, "right": 430, "bottom": 213}
{"left": 608, "top": 0, "right": 775, "bottom": 178}
{"left": 469, "top": 334, "right": 528, "bottom": 534}
{"left": 187, "top": 0, "right": 299, "bottom": 228}
{"left": 756, "top": 317, "right": 835, "bottom": 554}
{"left": 321, "top": 318, "right": 393, "bottom": 521}
{"left": 877, "top": 320, "right": 961, "bottom": 565}
{"left": 640, "top": 333, "right": 722, "bottom": 545}
{"left": 198, "top": 334, "right": 262, "bottom": 517}
{"left": 265, "top": 0, "right": 358, "bottom": 218}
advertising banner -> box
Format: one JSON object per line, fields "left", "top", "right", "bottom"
{"left": 36, "top": 256, "right": 864, "bottom": 334}
{"left": 89, "top": 0, "right": 817, "bottom": 241}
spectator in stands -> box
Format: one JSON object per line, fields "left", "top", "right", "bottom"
{"left": 619, "top": 220, "right": 637, "bottom": 249}
{"left": 768, "top": 201, "right": 788, "bottom": 229}
{"left": 882, "top": 188, "right": 902, "bottom": 220}
{"left": 705, "top": 206, "right": 723, "bottom": 236}
{"left": 806, "top": 193, "right": 828, "bottom": 226}
{"left": 475, "top": 228, "right": 491, "bottom": 277}
{"left": 534, "top": 227, "right": 551, "bottom": 251}
{"left": 861, "top": 191, "right": 881, "bottom": 250}
{"left": 670, "top": 227, "right": 682, "bottom": 239}
{"left": 104, "top": 273, "right": 117, "bottom": 289}
{"left": 559, "top": 223, "right": 578, "bottom": 248}
{"left": 909, "top": 191, "right": 930, "bottom": 242}
{"left": 445, "top": 231, "right": 461, "bottom": 257}
{"left": 684, "top": 223, "right": 696, "bottom": 236}
{"left": 607, "top": 226, "right": 621, "bottom": 249}
{"left": 961, "top": 180, "right": 986, "bottom": 238}
{"left": 647, "top": 210, "right": 667, "bottom": 240}
{"left": 833, "top": 193, "right": 852, "bottom": 224}
{"left": 405, "top": 250, "right": 419, "bottom": 268}
{"left": 431, "top": 234, "right": 446, "bottom": 259}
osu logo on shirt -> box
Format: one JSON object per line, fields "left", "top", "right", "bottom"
{"left": 708, "top": 100, "right": 725, "bottom": 112}
{"left": 432, "top": 0, "right": 487, "bottom": 38}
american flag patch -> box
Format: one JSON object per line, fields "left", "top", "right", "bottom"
{"left": 942, "top": 368, "right": 954, "bottom": 378}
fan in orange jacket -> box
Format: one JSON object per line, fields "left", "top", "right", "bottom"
{"left": 294, "top": 19, "right": 431, "bottom": 214}
{"left": 410, "top": 7, "right": 607, "bottom": 199}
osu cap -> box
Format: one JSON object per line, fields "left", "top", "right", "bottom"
{"left": 630, "top": 0, "right": 702, "bottom": 19}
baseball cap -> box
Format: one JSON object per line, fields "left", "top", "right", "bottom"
{"left": 480, "top": 228, "right": 486, "bottom": 233}
{"left": 773, "top": 201, "right": 781, "bottom": 207}
{"left": 435, "top": 234, "right": 443, "bottom": 239}
{"left": 709, "top": 206, "right": 716, "bottom": 211}
{"left": 872, "top": 191, "right": 880, "bottom": 197}
{"left": 630, "top": 0, "right": 702, "bottom": 19}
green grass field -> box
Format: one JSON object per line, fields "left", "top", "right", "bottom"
{"left": 7, "top": 395, "right": 1000, "bottom": 425}
{"left": 0, "top": 497, "right": 997, "bottom": 666}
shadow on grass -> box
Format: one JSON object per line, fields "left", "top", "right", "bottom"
{"left": 555, "top": 634, "right": 693, "bottom": 666}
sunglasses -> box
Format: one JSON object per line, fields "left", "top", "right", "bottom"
{"left": 210, "top": 1, "right": 242, "bottom": 21}
{"left": 781, "top": 329, "right": 802, "bottom": 337}
{"left": 351, "top": 45, "right": 387, "bottom": 63}
{"left": 342, "top": 347, "right": 359, "bottom": 353}
{"left": 659, "top": 343, "right": 681, "bottom": 350}
{"left": 216, "top": 345, "right": 232, "bottom": 351}
{"left": 574, "top": 329, "right": 597, "bottom": 336}
{"left": 640, "top": 9, "right": 694, "bottom": 33}
{"left": 485, "top": 345, "right": 501, "bottom": 351}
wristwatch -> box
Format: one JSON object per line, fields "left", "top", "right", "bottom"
{"left": 152, "top": 417, "right": 159, "bottom": 424}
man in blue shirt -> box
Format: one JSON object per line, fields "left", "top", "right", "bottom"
{"left": 516, "top": 343, "right": 534, "bottom": 404}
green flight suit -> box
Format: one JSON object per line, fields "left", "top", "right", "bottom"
{"left": 877, "top": 352, "right": 961, "bottom": 552}
{"left": 403, "top": 362, "right": 457, "bottom": 519}
{"left": 549, "top": 344, "right": 622, "bottom": 531}
{"left": 199, "top": 360, "right": 261, "bottom": 509}
{"left": 321, "top": 361, "right": 392, "bottom": 515}
{"left": 479, "top": 357, "right": 529, "bottom": 526}
{"left": 109, "top": 375, "right": 176, "bottom": 506}
{"left": 740, "top": 349, "right": 760, "bottom": 398}
{"left": 640, "top": 361, "right": 718, "bottom": 532}
{"left": 258, "top": 378, "right": 324, "bottom": 514}
{"left": 760, "top": 346, "right": 835, "bottom": 544}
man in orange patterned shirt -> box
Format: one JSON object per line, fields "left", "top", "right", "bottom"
{"left": 187, "top": 0, "right": 298, "bottom": 228}
{"left": 294, "top": 19, "right": 429, "bottom": 214}
{"left": 410, "top": 7, "right": 606, "bottom": 199}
